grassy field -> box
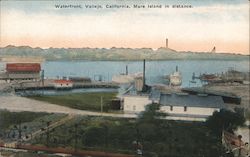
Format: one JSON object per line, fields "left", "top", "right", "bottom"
{"left": 0, "top": 110, "right": 50, "bottom": 130}
{"left": 27, "top": 92, "right": 118, "bottom": 112}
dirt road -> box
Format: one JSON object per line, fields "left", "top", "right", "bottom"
{"left": 0, "top": 95, "right": 136, "bottom": 118}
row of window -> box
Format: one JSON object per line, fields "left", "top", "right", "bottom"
{"left": 131, "top": 105, "right": 188, "bottom": 112}
{"left": 170, "top": 106, "right": 187, "bottom": 112}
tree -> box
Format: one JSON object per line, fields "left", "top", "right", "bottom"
{"left": 83, "top": 126, "right": 105, "bottom": 146}
{"left": 138, "top": 103, "right": 168, "bottom": 124}
{"left": 245, "top": 108, "right": 250, "bottom": 120}
{"left": 206, "top": 108, "right": 245, "bottom": 135}
{"left": 135, "top": 103, "right": 168, "bottom": 155}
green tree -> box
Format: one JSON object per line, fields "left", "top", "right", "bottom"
{"left": 206, "top": 108, "right": 245, "bottom": 135}
{"left": 246, "top": 109, "right": 250, "bottom": 120}
{"left": 138, "top": 103, "right": 167, "bottom": 124}
{"left": 83, "top": 126, "right": 105, "bottom": 146}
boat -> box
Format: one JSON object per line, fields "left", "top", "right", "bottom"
{"left": 221, "top": 67, "right": 245, "bottom": 82}
{"left": 189, "top": 80, "right": 197, "bottom": 83}
{"left": 199, "top": 73, "right": 221, "bottom": 82}
{"left": 169, "top": 66, "right": 182, "bottom": 86}
{"left": 112, "top": 65, "right": 143, "bottom": 84}
{"left": 112, "top": 72, "right": 143, "bottom": 84}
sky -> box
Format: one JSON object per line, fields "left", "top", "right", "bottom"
{"left": 0, "top": 0, "right": 249, "bottom": 54}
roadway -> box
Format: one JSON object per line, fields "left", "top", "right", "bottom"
{"left": 0, "top": 95, "right": 137, "bottom": 118}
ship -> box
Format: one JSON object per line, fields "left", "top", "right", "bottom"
{"left": 112, "top": 65, "right": 143, "bottom": 84}
{"left": 198, "top": 71, "right": 224, "bottom": 83}
{"left": 199, "top": 73, "right": 220, "bottom": 82}
{"left": 112, "top": 72, "right": 143, "bottom": 84}
{"left": 169, "top": 66, "right": 182, "bottom": 86}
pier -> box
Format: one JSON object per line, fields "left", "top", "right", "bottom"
{"left": 1, "top": 79, "right": 119, "bottom": 92}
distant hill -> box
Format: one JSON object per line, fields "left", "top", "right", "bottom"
{"left": 0, "top": 45, "right": 248, "bottom": 61}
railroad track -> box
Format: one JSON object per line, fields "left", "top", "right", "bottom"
{"left": 3, "top": 114, "right": 76, "bottom": 148}
{"left": 23, "top": 114, "right": 76, "bottom": 142}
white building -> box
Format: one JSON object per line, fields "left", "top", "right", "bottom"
{"left": 53, "top": 79, "right": 73, "bottom": 89}
{"left": 159, "top": 93, "right": 224, "bottom": 121}
{"left": 122, "top": 95, "right": 153, "bottom": 113}
{"left": 122, "top": 92, "right": 224, "bottom": 121}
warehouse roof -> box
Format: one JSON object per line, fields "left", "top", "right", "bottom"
{"left": 54, "top": 79, "right": 73, "bottom": 84}
{"left": 159, "top": 93, "right": 224, "bottom": 108}
{"left": 6, "top": 63, "right": 41, "bottom": 72}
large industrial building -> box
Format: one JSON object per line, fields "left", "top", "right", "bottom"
{"left": 159, "top": 93, "right": 224, "bottom": 121}
{"left": 122, "top": 92, "right": 225, "bottom": 121}
{"left": 2, "top": 63, "right": 41, "bottom": 82}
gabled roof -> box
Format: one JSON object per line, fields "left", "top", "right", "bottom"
{"left": 54, "top": 80, "right": 73, "bottom": 84}
{"left": 6, "top": 63, "right": 41, "bottom": 72}
{"left": 159, "top": 93, "right": 224, "bottom": 108}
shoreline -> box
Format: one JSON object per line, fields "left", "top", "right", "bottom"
{"left": 1, "top": 57, "right": 249, "bottom": 62}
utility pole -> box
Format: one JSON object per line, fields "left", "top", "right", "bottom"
{"left": 101, "top": 96, "right": 103, "bottom": 114}
{"left": 46, "top": 121, "right": 51, "bottom": 147}
{"left": 40, "top": 120, "right": 52, "bottom": 147}
{"left": 104, "top": 125, "right": 108, "bottom": 152}
{"left": 8, "top": 120, "right": 27, "bottom": 144}
{"left": 74, "top": 124, "right": 78, "bottom": 152}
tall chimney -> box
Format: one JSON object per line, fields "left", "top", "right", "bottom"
{"left": 41, "top": 69, "right": 44, "bottom": 86}
{"left": 176, "top": 66, "right": 178, "bottom": 72}
{"left": 166, "top": 38, "right": 168, "bottom": 49}
{"left": 126, "top": 65, "right": 128, "bottom": 75}
{"left": 142, "top": 59, "right": 146, "bottom": 92}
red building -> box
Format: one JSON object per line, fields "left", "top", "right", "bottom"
{"left": 6, "top": 63, "right": 41, "bottom": 72}
{"left": 53, "top": 79, "right": 73, "bottom": 89}
{"left": 5, "top": 63, "right": 41, "bottom": 81}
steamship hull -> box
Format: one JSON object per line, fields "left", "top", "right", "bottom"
{"left": 112, "top": 73, "right": 142, "bottom": 84}
{"left": 169, "top": 72, "right": 182, "bottom": 86}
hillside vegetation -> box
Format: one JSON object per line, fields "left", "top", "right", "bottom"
{"left": 0, "top": 45, "right": 248, "bottom": 61}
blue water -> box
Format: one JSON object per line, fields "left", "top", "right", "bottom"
{"left": 1, "top": 60, "right": 249, "bottom": 88}
{"left": 42, "top": 60, "right": 249, "bottom": 87}
{"left": 15, "top": 88, "right": 118, "bottom": 96}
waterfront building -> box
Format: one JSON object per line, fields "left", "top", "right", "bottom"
{"left": 53, "top": 79, "right": 73, "bottom": 89}
{"left": 5, "top": 63, "right": 41, "bottom": 82}
{"left": 122, "top": 94, "right": 153, "bottom": 113}
{"left": 159, "top": 93, "right": 224, "bottom": 121}
{"left": 122, "top": 91, "right": 225, "bottom": 121}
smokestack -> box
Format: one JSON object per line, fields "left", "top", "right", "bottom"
{"left": 176, "top": 66, "right": 178, "bottom": 72}
{"left": 126, "top": 65, "right": 128, "bottom": 75}
{"left": 166, "top": 38, "right": 168, "bottom": 49}
{"left": 41, "top": 69, "right": 44, "bottom": 86}
{"left": 142, "top": 59, "right": 146, "bottom": 92}
{"left": 143, "top": 59, "right": 145, "bottom": 86}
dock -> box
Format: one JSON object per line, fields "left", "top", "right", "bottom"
{"left": 2, "top": 79, "right": 119, "bottom": 92}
